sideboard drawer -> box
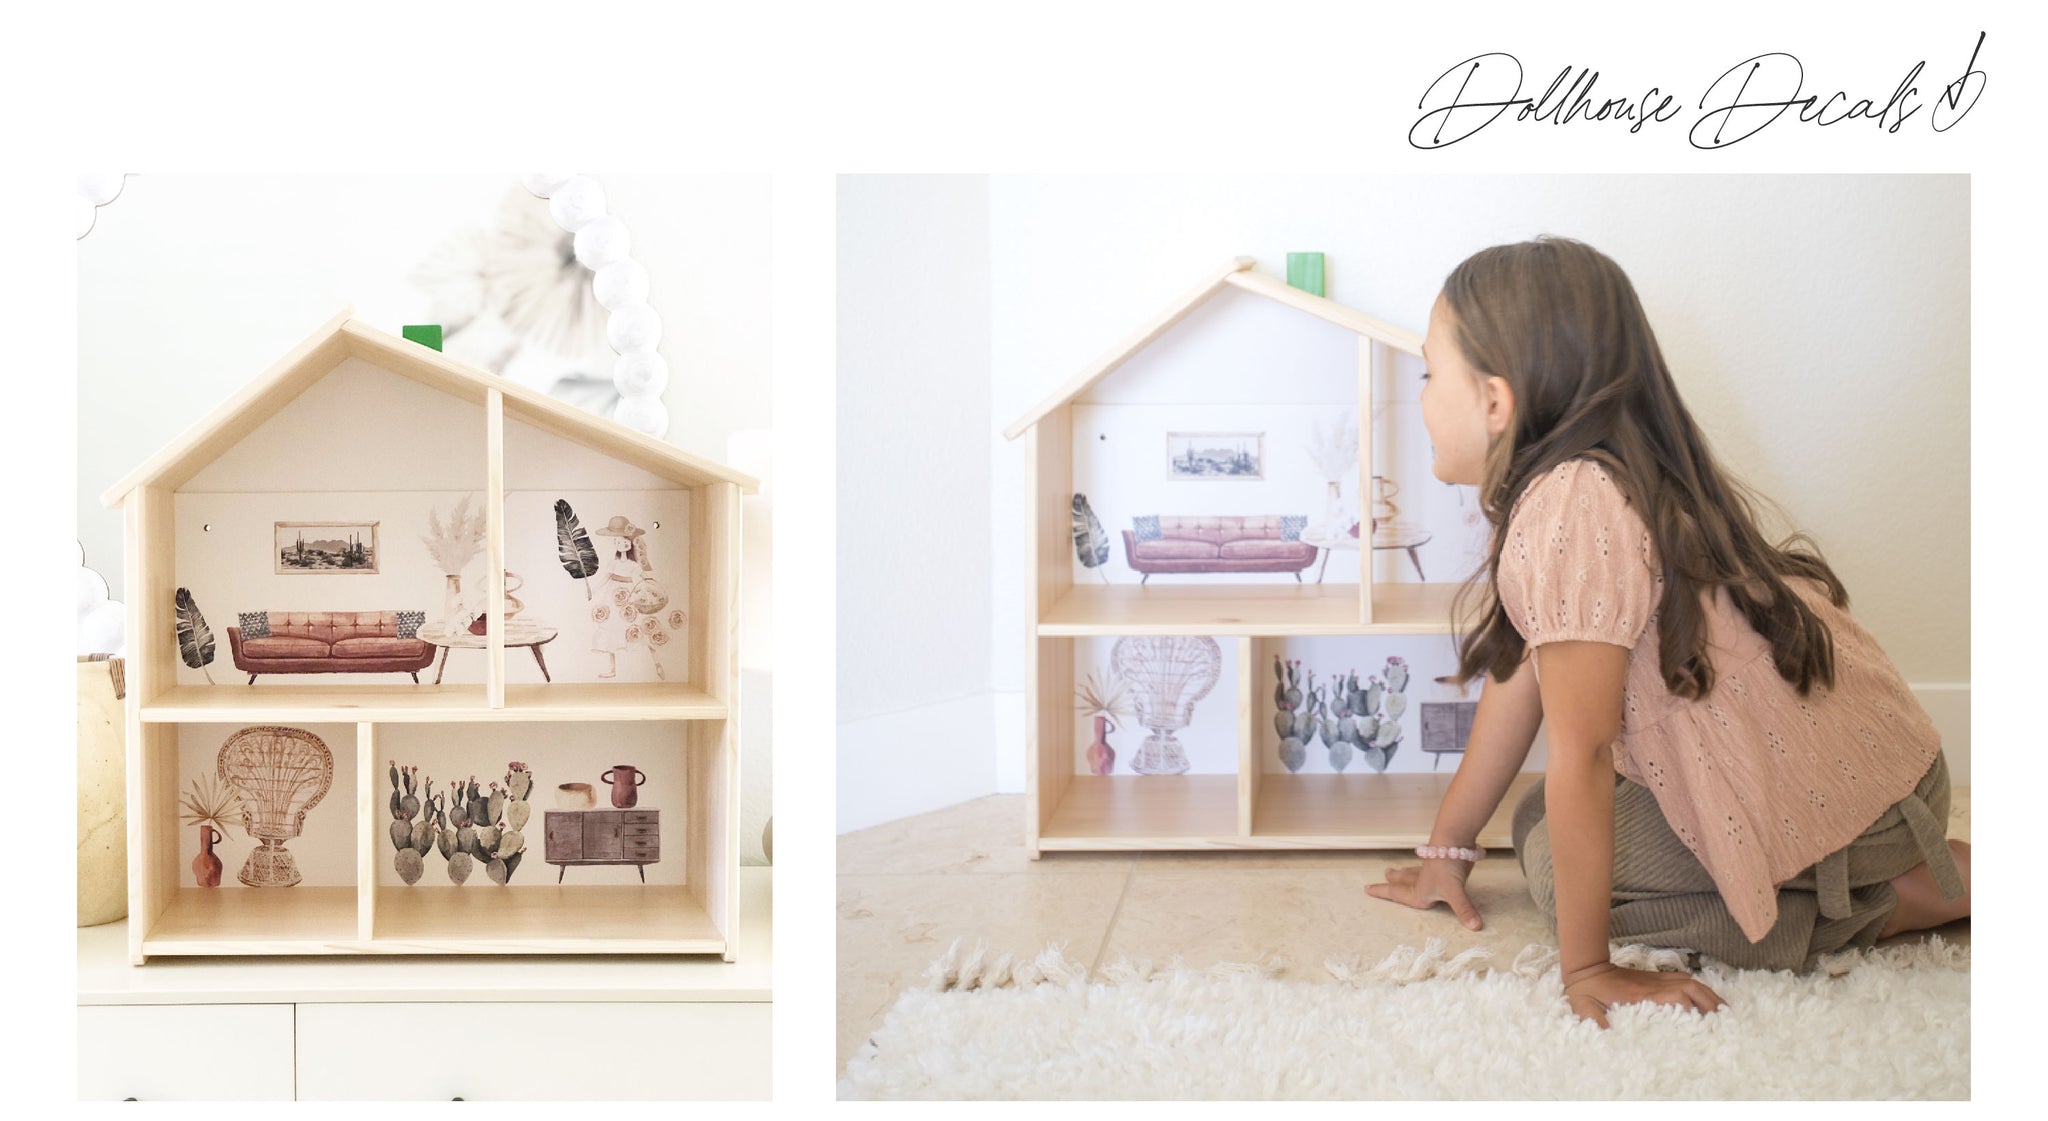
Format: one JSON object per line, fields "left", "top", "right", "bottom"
{"left": 296, "top": 1002, "right": 768, "bottom": 1099}
{"left": 80, "top": 1004, "right": 296, "bottom": 1100}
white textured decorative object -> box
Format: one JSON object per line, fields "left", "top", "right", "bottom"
{"left": 529, "top": 172, "right": 671, "bottom": 439}
{"left": 521, "top": 172, "right": 576, "bottom": 198}
{"left": 78, "top": 564, "right": 109, "bottom": 618}
{"left": 547, "top": 176, "right": 607, "bottom": 232}
{"left": 77, "top": 173, "right": 132, "bottom": 240}
{"left": 593, "top": 258, "right": 651, "bottom": 310}
{"left": 79, "top": 601, "right": 125, "bottom": 658}
{"left": 78, "top": 174, "right": 126, "bottom": 206}
{"left": 607, "top": 305, "right": 663, "bottom": 354}
{"left": 613, "top": 396, "right": 670, "bottom": 437}
{"left": 573, "top": 216, "right": 632, "bottom": 269}
{"left": 613, "top": 351, "right": 670, "bottom": 399}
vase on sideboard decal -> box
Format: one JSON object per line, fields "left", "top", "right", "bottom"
{"left": 603, "top": 765, "right": 646, "bottom": 809}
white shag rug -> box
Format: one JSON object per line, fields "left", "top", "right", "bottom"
{"left": 840, "top": 936, "right": 1968, "bottom": 1099}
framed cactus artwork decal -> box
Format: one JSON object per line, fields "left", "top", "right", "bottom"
{"left": 273, "top": 521, "right": 379, "bottom": 574}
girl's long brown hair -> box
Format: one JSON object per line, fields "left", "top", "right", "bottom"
{"left": 1445, "top": 237, "right": 1847, "bottom": 700}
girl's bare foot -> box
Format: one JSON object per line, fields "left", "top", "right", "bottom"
{"left": 1877, "top": 839, "right": 1970, "bottom": 938}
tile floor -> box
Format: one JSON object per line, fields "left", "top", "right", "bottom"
{"left": 837, "top": 788, "right": 1970, "bottom": 1074}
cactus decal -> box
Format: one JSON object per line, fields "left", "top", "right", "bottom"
{"left": 388, "top": 763, "right": 426, "bottom": 884}
{"left": 1271, "top": 653, "right": 1411, "bottom": 773}
{"left": 1271, "top": 657, "right": 1309, "bottom": 773}
{"left": 387, "top": 760, "right": 535, "bottom": 885}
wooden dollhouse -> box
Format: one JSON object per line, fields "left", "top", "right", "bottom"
{"left": 102, "top": 309, "right": 755, "bottom": 962}
{"left": 1002, "top": 257, "right": 1537, "bottom": 855}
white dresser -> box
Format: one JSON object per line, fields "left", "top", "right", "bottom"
{"left": 78, "top": 868, "right": 771, "bottom": 1100}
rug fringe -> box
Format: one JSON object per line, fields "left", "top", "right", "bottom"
{"left": 917, "top": 931, "right": 1966, "bottom": 992}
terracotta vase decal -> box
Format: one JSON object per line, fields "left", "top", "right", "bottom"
{"left": 603, "top": 765, "right": 646, "bottom": 808}
{"left": 1086, "top": 715, "right": 1117, "bottom": 776}
{"left": 193, "top": 825, "right": 224, "bottom": 888}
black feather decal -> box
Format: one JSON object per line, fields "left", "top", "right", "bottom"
{"left": 555, "top": 499, "right": 601, "bottom": 599}
{"left": 1072, "top": 493, "right": 1109, "bottom": 568}
{"left": 174, "top": 587, "right": 217, "bottom": 685}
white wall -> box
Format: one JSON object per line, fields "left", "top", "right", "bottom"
{"left": 835, "top": 176, "right": 997, "bottom": 830}
{"left": 841, "top": 173, "right": 1971, "bottom": 828}
{"left": 79, "top": 174, "right": 774, "bottom": 862}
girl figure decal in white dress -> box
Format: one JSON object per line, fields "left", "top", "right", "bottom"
{"left": 588, "top": 516, "right": 685, "bottom": 680}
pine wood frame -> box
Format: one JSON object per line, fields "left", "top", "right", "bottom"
{"left": 1008, "top": 258, "right": 1535, "bottom": 855}
{"left": 105, "top": 312, "right": 756, "bottom": 962}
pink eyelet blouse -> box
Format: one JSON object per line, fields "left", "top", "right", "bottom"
{"left": 1497, "top": 458, "right": 1942, "bottom": 943}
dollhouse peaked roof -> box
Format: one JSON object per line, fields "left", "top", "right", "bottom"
{"left": 1001, "top": 256, "right": 1424, "bottom": 441}
{"left": 100, "top": 308, "right": 758, "bottom": 507}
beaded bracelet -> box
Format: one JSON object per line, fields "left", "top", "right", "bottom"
{"left": 1415, "top": 844, "right": 1486, "bottom": 862}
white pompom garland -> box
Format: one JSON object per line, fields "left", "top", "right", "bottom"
{"left": 592, "top": 259, "right": 651, "bottom": 311}
{"left": 525, "top": 174, "right": 671, "bottom": 439}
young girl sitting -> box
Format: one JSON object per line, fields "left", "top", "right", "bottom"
{"left": 1365, "top": 237, "right": 1969, "bottom": 1028}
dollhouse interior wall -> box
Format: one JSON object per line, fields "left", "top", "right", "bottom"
{"left": 1260, "top": 635, "right": 1551, "bottom": 776}
{"left": 503, "top": 412, "right": 693, "bottom": 687}
{"left": 172, "top": 359, "right": 491, "bottom": 687}
{"left": 178, "top": 722, "right": 357, "bottom": 888}
{"left": 166, "top": 358, "right": 694, "bottom": 688}
{"left": 1070, "top": 636, "right": 1241, "bottom": 775}
{"left": 373, "top": 721, "right": 690, "bottom": 889}
{"left": 1069, "top": 286, "right": 1488, "bottom": 588}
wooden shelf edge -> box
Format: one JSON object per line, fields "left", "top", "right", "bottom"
{"left": 139, "top": 939, "right": 731, "bottom": 957}
{"left": 139, "top": 686, "right": 728, "bottom": 723}
{"left": 1034, "top": 772, "right": 1541, "bottom": 851}
{"left": 1035, "top": 581, "right": 1472, "bottom": 637}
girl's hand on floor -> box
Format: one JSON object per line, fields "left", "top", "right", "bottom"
{"left": 1561, "top": 962, "right": 1728, "bottom": 1029}
{"left": 1364, "top": 860, "right": 1484, "bottom": 930}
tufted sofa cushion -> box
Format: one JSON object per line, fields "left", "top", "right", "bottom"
{"left": 1155, "top": 515, "right": 1287, "bottom": 545}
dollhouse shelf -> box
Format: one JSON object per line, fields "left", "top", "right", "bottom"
{"left": 145, "top": 887, "right": 359, "bottom": 953}
{"left": 140, "top": 683, "right": 729, "bottom": 723}
{"left": 1249, "top": 773, "right": 1538, "bottom": 847}
{"left": 372, "top": 887, "right": 722, "bottom": 953}
{"left": 139, "top": 886, "right": 722, "bottom": 956}
{"left": 1037, "top": 582, "right": 1468, "bottom": 636}
{"left": 1011, "top": 257, "right": 1519, "bottom": 857}
{"left": 1036, "top": 773, "right": 1540, "bottom": 851}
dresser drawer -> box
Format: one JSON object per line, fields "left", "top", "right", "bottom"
{"left": 622, "top": 810, "right": 658, "bottom": 825}
{"left": 80, "top": 1004, "right": 296, "bottom": 1100}
{"left": 296, "top": 1002, "right": 768, "bottom": 1100}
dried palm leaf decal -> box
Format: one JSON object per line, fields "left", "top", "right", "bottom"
{"left": 555, "top": 499, "right": 601, "bottom": 599}
{"left": 174, "top": 587, "right": 217, "bottom": 684}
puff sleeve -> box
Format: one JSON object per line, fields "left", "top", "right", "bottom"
{"left": 1496, "top": 459, "right": 1661, "bottom": 650}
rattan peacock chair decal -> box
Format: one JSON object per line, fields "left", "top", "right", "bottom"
{"left": 1110, "top": 635, "right": 1223, "bottom": 775}
{"left": 218, "top": 726, "right": 334, "bottom": 887}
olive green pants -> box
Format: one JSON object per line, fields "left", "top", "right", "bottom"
{"left": 1512, "top": 751, "right": 1960, "bottom": 973}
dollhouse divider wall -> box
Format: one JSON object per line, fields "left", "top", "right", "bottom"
{"left": 106, "top": 310, "right": 754, "bottom": 961}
